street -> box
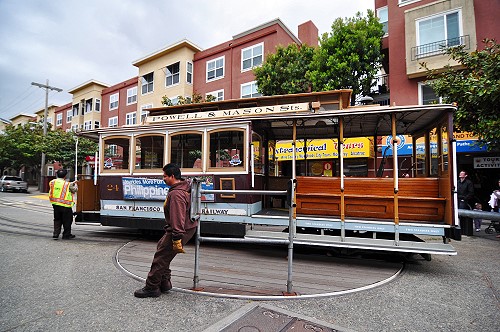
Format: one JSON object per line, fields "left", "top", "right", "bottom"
{"left": 0, "top": 188, "right": 499, "bottom": 331}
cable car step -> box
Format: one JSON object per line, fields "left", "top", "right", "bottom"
{"left": 244, "top": 230, "right": 457, "bottom": 255}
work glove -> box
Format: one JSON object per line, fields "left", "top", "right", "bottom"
{"left": 172, "top": 239, "right": 185, "bottom": 253}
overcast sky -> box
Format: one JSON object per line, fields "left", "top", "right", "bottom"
{"left": 0, "top": 0, "right": 371, "bottom": 121}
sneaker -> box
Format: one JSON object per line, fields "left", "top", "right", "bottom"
{"left": 62, "top": 234, "right": 76, "bottom": 239}
{"left": 52, "top": 235, "right": 59, "bottom": 240}
{"left": 134, "top": 287, "right": 161, "bottom": 298}
{"left": 476, "top": 229, "right": 481, "bottom": 232}
{"left": 161, "top": 278, "right": 172, "bottom": 293}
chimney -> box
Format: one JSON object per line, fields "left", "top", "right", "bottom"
{"left": 298, "top": 20, "right": 319, "bottom": 46}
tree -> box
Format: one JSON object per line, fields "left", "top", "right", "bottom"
{"left": 43, "top": 129, "right": 98, "bottom": 169}
{"left": 423, "top": 39, "right": 500, "bottom": 151}
{"left": 0, "top": 123, "right": 45, "bottom": 171}
{"left": 0, "top": 123, "right": 98, "bottom": 176}
{"left": 253, "top": 43, "right": 315, "bottom": 95}
{"left": 307, "top": 10, "right": 385, "bottom": 105}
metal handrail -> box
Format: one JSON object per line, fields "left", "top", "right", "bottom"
{"left": 191, "top": 179, "right": 297, "bottom": 294}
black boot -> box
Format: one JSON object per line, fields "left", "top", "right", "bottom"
{"left": 161, "top": 278, "right": 172, "bottom": 293}
{"left": 134, "top": 287, "right": 161, "bottom": 298}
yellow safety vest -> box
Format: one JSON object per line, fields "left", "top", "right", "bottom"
{"left": 49, "top": 178, "right": 74, "bottom": 207}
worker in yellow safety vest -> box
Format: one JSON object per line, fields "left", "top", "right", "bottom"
{"left": 49, "top": 169, "right": 78, "bottom": 240}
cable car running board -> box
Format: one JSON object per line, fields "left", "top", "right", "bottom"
{"left": 244, "top": 230, "right": 457, "bottom": 255}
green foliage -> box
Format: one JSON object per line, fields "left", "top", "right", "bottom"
{"left": 0, "top": 123, "right": 44, "bottom": 171}
{"left": 44, "top": 129, "right": 98, "bottom": 168}
{"left": 162, "top": 92, "right": 215, "bottom": 106}
{"left": 0, "top": 123, "right": 98, "bottom": 172}
{"left": 253, "top": 43, "right": 315, "bottom": 95}
{"left": 307, "top": 10, "right": 385, "bottom": 104}
{"left": 423, "top": 39, "right": 500, "bottom": 151}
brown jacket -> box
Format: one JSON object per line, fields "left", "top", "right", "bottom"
{"left": 163, "top": 179, "right": 198, "bottom": 240}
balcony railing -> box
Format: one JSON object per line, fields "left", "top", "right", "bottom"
{"left": 411, "top": 35, "right": 470, "bottom": 61}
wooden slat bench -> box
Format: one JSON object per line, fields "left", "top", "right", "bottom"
{"left": 296, "top": 177, "right": 446, "bottom": 223}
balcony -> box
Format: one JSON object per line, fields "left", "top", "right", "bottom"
{"left": 411, "top": 35, "right": 470, "bottom": 61}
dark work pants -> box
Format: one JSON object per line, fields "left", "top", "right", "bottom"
{"left": 459, "top": 200, "right": 473, "bottom": 236}
{"left": 145, "top": 228, "right": 197, "bottom": 289}
{"left": 52, "top": 204, "right": 73, "bottom": 238}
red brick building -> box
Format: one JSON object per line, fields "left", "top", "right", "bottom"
{"left": 101, "top": 77, "right": 139, "bottom": 128}
{"left": 193, "top": 19, "right": 318, "bottom": 100}
{"left": 374, "top": 0, "right": 500, "bottom": 106}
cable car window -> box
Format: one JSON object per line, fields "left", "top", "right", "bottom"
{"left": 170, "top": 133, "right": 202, "bottom": 169}
{"left": 103, "top": 137, "right": 130, "bottom": 170}
{"left": 209, "top": 130, "right": 245, "bottom": 168}
{"left": 415, "top": 136, "right": 426, "bottom": 176}
{"left": 135, "top": 135, "right": 164, "bottom": 170}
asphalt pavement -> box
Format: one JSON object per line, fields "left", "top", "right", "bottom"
{"left": 0, "top": 187, "right": 499, "bottom": 331}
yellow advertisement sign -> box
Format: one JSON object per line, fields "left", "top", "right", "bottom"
{"left": 275, "top": 137, "right": 373, "bottom": 161}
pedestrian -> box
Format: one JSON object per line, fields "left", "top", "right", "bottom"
{"left": 134, "top": 163, "right": 198, "bottom": 298}
{"left": 473, "top": 202, "right": 482, "bottom": 232}
{"left": 488, "top": 178, "right": 500, "bottom": 213}
{"left": 488, "top": 179, "right": 500, "bottom": 239}
{"left": 457, "top": 170, "right": 474, "bottom": 235}
{"left": 49, "top": 169, "right": 78, "bottom": 240}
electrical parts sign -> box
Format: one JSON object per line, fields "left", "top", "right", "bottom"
{"left": 122, "top": 177, "right": 169, "bottom": 200}
{"left": 474, "top": 157, "right": 500, "bottom": 169}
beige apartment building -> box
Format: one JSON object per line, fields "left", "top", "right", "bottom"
{"left": 132, "top": 39, "right": 202, "bottom": 122}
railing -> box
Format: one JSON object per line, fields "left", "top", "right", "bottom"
{"left": 411, "top": 35, "right": 470, "bottom": 61}
{"left": 190, "top": 178, "right": 298, "bottom": 295}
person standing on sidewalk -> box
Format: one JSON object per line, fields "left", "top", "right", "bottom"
{"left": 134, "top": 163, "right": 198, "bottom": 298}
{"left": 457, "top": 170, "right": 474, "bottom": 235}
{"left": 49, "top": 169, "right": 77, "bottom": 240}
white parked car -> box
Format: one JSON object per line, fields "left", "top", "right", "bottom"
{"left": 0, "top": 176, "right": 29, "bottom": 193}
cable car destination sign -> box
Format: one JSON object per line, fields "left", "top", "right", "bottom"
{"left": 146, "top": 102, "right": 310, "bottom": 123}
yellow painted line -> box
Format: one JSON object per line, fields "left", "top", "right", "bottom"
{"left": 31, "top": 194, "right": 49, "bottom": 200}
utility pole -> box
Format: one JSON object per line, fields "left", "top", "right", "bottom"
{"left": 31, "top": 80, "right": 62, "bottom": 191}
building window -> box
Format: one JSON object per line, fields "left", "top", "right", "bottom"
{"left": 166, "top": 62, "right": 180, "bottom": 87}
{"left": 377, "top": 6, "right": 388, "bottom": 35}
{"left": 110, "top": 93, "right": 119, "bottom": 110}
{"left": 419, "top": 82, "right": 443, "bottom": 105}
{"left": 56, "top": 113, "right": 62, "bottom": 126}
{"left": 84, "top": 98, "right": 93, "bottom": 114}
{"left": 66, "top": 110, "right": 72, "bottom": 123}
{"left": 71, "top": 124, "right": 79, "bottom": 132}
{"left": 241, "top": 81, "right": 261, "bottom": 98}
{"left": 141, "top": 72, "right": 154, "bottom": 94}
{"left": 416, "top": 10, "right": 461, "bottom": 57}
{"left": 242, "top": 43, "right": 263, "bottom": 72}
{"left": 108, "top": 116, "right": 118, "bottom": 128}
{"left": 127, "top": 87, "right": 137, "bottom": 105}
{"left": 94, "top": 121, "right": 100, "bottom": 129}
{"left": 141, "top": 104, "right": 152, "bottom": 123}
{"left": 72, "top": 104, "right": 79, "bottom": 117}
{"left": 207, "top": 89, "right": 224, "bottom": 101}
{"left": 95, "top": 98, "right": 101, "bottom": 112}
{"left": 84, "top": 121, "right": 92, "bottom": 130}
{"left": 186, "top": 61, "right": 193, "bottom": 84}
{"left": 125, "top": 112, "right": 136, "bottom": 125}
{"left": 207, "top": 56, "right": 224, "bottom": 81}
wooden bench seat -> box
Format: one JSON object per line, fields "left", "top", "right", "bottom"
{"left": 295, "top": 176, "right": 446, "bottom": 222}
